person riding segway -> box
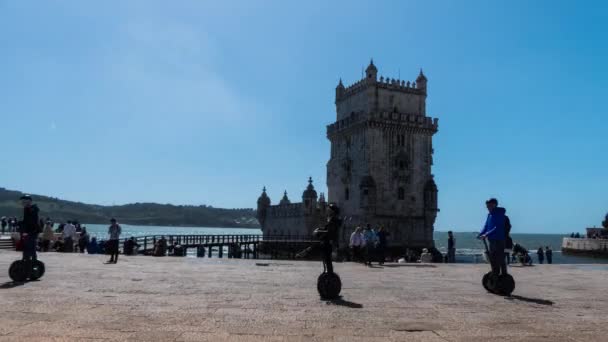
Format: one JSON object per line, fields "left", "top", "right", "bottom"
{"left": 478, "top": 198, "right": 515, "bottom": 296}
{"left": 312, "top": 203, "right": 342, "bottom": 300}
{"left": 9, "top": 195, "right": 45, "bottom": 282}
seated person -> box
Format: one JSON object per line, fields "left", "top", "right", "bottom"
{"left": 52, "top": 237, "right": 65, "bottom": 252}
{"left": 123, "top": 237, "right": 139, "bottom": 256}
{"left": 87, "top": 237, "right": 100, "bottom": 254}
{"left": 419, "top": 248, "right": 433, "bottom": 263}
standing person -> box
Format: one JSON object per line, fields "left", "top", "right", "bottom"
{"left": 537, "top": 247, "right": 545, "bottom": 264}
{"left": 377, "top": 226, "right": 390, "bottom": 265}
{"left": 545, "top": 246, "right": 553, "bottom": 264}
{"left": 19, "top": 195, "right": 41, "bottom": 274}
{"left": 312, "top": 203, "right": 341, "bottom": 274}
{"left": 1, "top": 217, "right": 7, "bottom": 234}
{"left": 62, "top": 221, "right": 76, "bottom": 253}
{"left": 478, "top": 198, "right": 507, "bottom": 280}
{"left": 349, "top": 227, "right": 363, "bottom": 262}
{"left": 447, "top": 231, "right": 456, "bottom": 263}
{"left": 363, "top": 224, "right": 377, "bottom": 266}
{"left": 41, "top": 220, "right": 55, "bottom": 252}
{"left": 504, "top": 214, "right": 513, "bottom": 265}
{"left": 78, "top": 227, "right": 90, "bottom": 253}
{"left": 107, "top": 218, "right": 122, "bottom": 263}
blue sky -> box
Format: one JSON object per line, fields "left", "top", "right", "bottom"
{"left": 1, "top": 1, "right": 606, "bottom": 233}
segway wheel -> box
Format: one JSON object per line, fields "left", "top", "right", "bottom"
{"left": 317, "top": 272, "right": 342, "bottom": 300}
{"left": 496, "top": 274, "right": 515, "bottom": 296}
{"left": 9, "top": 260, "right": 27, "bottom": 282}
{"left": 29, "top": 260, "right": 45, "bottom": 280}
{"left": 482, "top": 271, "right": 498, "bottom": 294}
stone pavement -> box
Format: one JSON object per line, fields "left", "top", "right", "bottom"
{"left": 0, "top": 251, "right": 607, "bottom": 341}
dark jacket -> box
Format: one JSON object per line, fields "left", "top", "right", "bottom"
{"left": 479, "top": 207, "right": 506, "bottom": 241}
{"left": 20, "top": 205, "right": 41, "bottom": 235}
{"left": 321, "top": 216, "right": 342, "bottom": 243}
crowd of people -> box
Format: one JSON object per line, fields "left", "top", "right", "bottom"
{"left": 347, "top": 224, "right": 390, "bottom": 266}
{"left": 3, "top": 208, "right": 146, "bottom": 264}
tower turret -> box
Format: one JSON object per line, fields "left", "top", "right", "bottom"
{"left": 416, "top": 69, "right": 427, "bottom": 93}
{"left": 302, "top": 177, "right": 318, "bottom": 214}
{"left": 256, "top": 187, "right": 271, "bottom": 227}
{"left": 335, "top": 78, "right": 345, "bottom": 102}
{"left": 280, "top": 190, "right": 291, "bottom": 205}
{"left": 365, "top": 59, "right": 378, "bottom": 82}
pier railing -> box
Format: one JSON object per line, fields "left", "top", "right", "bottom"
{"left": 116, "top": 234, "right": 317, "bottom": 259}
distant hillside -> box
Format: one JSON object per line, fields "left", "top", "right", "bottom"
{"left": 0, "top": 187, "right": 259, "bottom": 228}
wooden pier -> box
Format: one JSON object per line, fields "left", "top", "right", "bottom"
{"left": 119, "top": 234, "right": 317, "bottom": 260}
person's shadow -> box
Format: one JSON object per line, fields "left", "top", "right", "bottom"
{"left": 506, "top": 295, "right": 554, "bottom": 306}
{"left": 327, "top": 297, "right": 363, "bottom": 308}
{"left": 0, "top": 281, "right": 26, "bottom": 289}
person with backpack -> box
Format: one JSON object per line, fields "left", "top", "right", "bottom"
{"left": 478, "top": 198, "right": 507, "bottom": 280}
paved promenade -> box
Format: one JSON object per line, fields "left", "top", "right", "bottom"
{"left": 0, "top": 251, "right": 607, "bottom": 341}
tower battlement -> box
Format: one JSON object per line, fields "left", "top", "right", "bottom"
{"left": 327, "top": 110, "right": 438, "bottom": 137}
{"left": 335, "top": 61, "right": 429, "bottom": 121}
{"left": 338, "top": 74, "right": 426, "bottom": 101}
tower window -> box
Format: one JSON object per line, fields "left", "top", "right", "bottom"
{"left": 399, "top": 161, "right": 405, "bottom": 170}
{"left": 363, "top": 189, "right": 369, "bottom": 196}
{"left": 345, "top": 188, "right": 350, "bottom": 201}
{"left": 398, "top": 188, "right": 405, "bottom": 200}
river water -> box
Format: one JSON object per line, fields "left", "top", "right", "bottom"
{"left": 81, "top": 224, "right": 604, "bottom": 264}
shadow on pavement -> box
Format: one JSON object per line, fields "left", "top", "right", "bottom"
{"left": 328, "top": 297, "right": 363, "bottom": 308}
{"left": 383, "top": 264, "right": 437, "bottom": 268}
{"left": 0, "top": 281, "right": 25, "bottom": 289}
{"left": 507, "top": 295, "right": 554, "bottom": 306}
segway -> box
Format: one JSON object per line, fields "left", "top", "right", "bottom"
{"left": 8, "top": 259, "right": 45, "bottom": 282}
{"left": 317, "top": 266, "right": 342, "bottom": 300}
{"left": 481, "top": 239, "right": 515, "bottom": 296}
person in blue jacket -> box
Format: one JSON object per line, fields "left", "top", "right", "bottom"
{"left": 478, "top": 198, "right": 507, "bottom": 278}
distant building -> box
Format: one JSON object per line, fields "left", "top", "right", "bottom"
{"left": 256, "top": 178, "right": 327, "bottom": 237}
{"left": 257, "top": 60, "right": 439, "bottom": 249}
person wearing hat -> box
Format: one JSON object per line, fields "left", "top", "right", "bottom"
{"left": 19, "top": 195, "right": 41, "bottom": 271}
{"left": 312, "top": 203, "right": 342, "bottom": 274}
{"left": 107, "top": 218, "right": 122, "bottom": 263}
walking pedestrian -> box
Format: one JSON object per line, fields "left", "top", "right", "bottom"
{"left": 363, "top": 224, "right": 377, "bottom": 266}
{"left": 377, "top": 226, "right": 389, "bottom": 265}
{"left": 537, "top": 246, "right": 544, "bottom": 264}
{"left": 447, "top": 231, "right": 456, "bottom": 263}
{"left": 107, "top": 218, "right": 122, "bottom": 263}
{"left": 349, "top": 227, "right": 363, "bottom": 262}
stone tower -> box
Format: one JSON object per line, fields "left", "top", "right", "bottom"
{"left": 326, "top": 60, "right": 439, "bottom": 248}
